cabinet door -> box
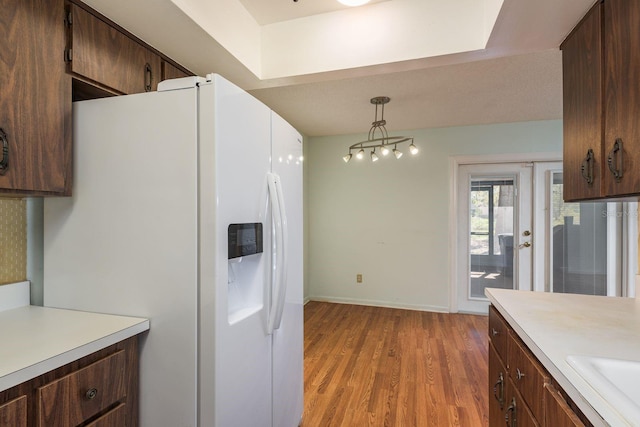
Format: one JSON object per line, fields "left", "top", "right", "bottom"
{"left": 544, "top": 384, "right": 585, "bottom": 427}
{"left": 69, "top": 4, "right": 162, "bottom": 94}
{"left": 504, "top": 382, "right": 539, "bottom": 427}
{"left": 489, "top": 344, "right": 508, "bottom": 427}
{"left": 0, "top": 0, "right": 71, "bottom": 194}
{"left": 603, "top": 0, "right": 640, "bottom": 196}
{"left": 161, "top": 61, "right": 191, "bottom": 81}
{"left": 561, "top": 3, "right": 603, "bottom": 201}
{"left": 0, "top": 395, "right": 27, "bottom": 427}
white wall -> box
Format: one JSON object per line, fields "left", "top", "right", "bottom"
{"left": 306, "top": 120, "right": 562, "bottom": 312}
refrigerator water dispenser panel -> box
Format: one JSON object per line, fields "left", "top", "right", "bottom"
{"left": 228, "top": 223, "right": 263, "bottom": 259}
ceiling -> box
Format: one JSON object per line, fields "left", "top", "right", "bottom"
{"left": 238, "top": 0, "right": 390, "bottom": 25}
{"left": 80, "top": 0, "right": 597, "bottom": 137}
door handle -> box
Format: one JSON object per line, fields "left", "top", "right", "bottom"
{"left": 518, "top": 242, "right": 531, "bottom": 249}
{"left": 0, "top": 128, "right": 8, "bottom": 175}
{"left": 607, "top": 139, "right": 624, "bottom": 182}
{"left": 581, "top": 148, "right": 594, "bottom": 185}
{"left": 144, "top": 63, "right": 153, "bottom": 92}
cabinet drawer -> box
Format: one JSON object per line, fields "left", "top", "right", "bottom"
{"left": 85, "top": 403, "right": 126, "bottom": 427}
{"left": 489, "top": 305, "right": 509, "bottom": 362}
{"left": 507, "top": 330, "right": 549, "bottom": 423}
{"left": 38, "top": 350, "right": 126, "bottom": 426}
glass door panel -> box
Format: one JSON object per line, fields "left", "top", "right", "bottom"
{"left": 550, "top": 172, "right": 608, "bottom": 295}
{"left": 469, "top": 179, "right": 515, "bottom": 298}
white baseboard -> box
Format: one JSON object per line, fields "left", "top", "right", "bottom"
{"left": 306, "top": 295, "right": 449, "bottom": 313}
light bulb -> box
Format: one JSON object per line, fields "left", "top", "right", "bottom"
{"left": 356, "top": 149, "right": 365, "bottom": 160}
{"left": 380, "top": 145, "right": 390, "bottom": 156}
{"left": 393, "top": 148, "right": 403, "bottom": 159}
{"left": 409, "top": 143, "right": 418, "bottom": 155}
{"left": 337, "top": 0, "right": 370, "bottom": 6}
{"left": 371, "top": 150, "right": 379, "bottom": 162}
{"left": 343, "top": 153, "right": 352, "bottom": 163}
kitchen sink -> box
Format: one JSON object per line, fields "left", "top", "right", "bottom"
{"left": 567, "top": 355, "right": 640, "bottom": 426}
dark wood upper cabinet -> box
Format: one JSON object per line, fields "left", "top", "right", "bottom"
{"left": 67, "top": 3, "right": 162, "bottom": 95}
{"left": 0, "top": 0, "right": 72, "bottom": 195}
{"left": 562, "top": 0, "right": 640, "bottom": 201}
{"left": 603, "top": 0, "right": 640, "bottom": 197}
{"left": 0, "top": 0, "right": 192, "bottom": 196}
{"left": 561, "top": 3, "right": 603, "bottom": 202}
{"left": 162, "top": 60, "right": 192, "bottom": 81}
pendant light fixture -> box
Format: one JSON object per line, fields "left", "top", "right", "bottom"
{"left": 343, "top": 96, "right": 418, "bottom": 163}
{"left": 337, "top": 0, "right": 370, "bottom": 6}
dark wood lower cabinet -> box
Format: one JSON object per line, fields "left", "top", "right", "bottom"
{"left": 545, "top": 383, "right": 586, "bottom": 427}
{"left": 0, "top": 395, "right": 27, "bottom": 427}
{"left": 488, "top": 305, "right": 592, "bottom": 427}
{"left": 504, "top": 382, "right": 539, "bottom": 427}
{"left": 489, "top": 344, "right": 508, "bottom": 426}
{"left": 0, "top": 337, "right": 139, "bottom": 427}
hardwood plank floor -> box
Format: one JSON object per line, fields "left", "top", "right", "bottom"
{"left": 302, "top": 301, "right": 489, "bottom": 427}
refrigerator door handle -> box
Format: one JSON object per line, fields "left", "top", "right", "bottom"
{"left": 267, "top": 173, "right": 288, "bottom": 334}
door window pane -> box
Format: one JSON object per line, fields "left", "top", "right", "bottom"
{"left": 551, "top": 173, "right": 607, "bottom": 295}
{"left": 469, "top": 178, "right": 515, "bottom": 298}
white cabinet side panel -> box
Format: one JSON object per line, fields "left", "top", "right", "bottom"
{"left": 44, "top": 89, "right": 199, "bottom": 427}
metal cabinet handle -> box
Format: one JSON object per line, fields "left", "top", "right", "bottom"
{"left": 607, "top": 139, "right": 624, "bottom": 182}
{"left": 505, "top": 397, "right": 516, "bottom": 427}
{"left": 0, "top": 128, "right": 8, "bottom": 176}
{"left": 581, "top": 148, "right": 594, "bottom": 185}
{"left": 491, "top": 328, "right": 499, "bottom": 337}
{"left": 144, "top": 63, "right": 152, "bottom": 92}
{"left": 493, "top": 372, "right": 505, "bottom": 409}
{"left": 85, "top": 388, "right": 98, "bottom": 400}
{"left": 516, "top": 368, "right": 525, "bottom": 381}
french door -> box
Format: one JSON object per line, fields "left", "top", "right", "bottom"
{"left": 454, "top": 160, "right": 637, "bottom": 314}
{"left": 456, "top": 163, "right": 533, "bottom": 313}
{"left": 532, "top": 162, "right": 637, "bottom": 296}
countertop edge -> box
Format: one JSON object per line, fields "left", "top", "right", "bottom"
{"left": 0, "top": 308, "right": 149, "bottom": 393}
{"left": 486, "top": 290, "right": 614, "bottom": 427}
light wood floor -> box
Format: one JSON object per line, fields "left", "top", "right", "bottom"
{"left": 302, "top": 301, "right": 489, "bottom": 427}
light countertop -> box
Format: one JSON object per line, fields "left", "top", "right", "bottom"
{"left": 0, "top": 305, "right": 149, "bottom": 392}
{"left": 486, "top": 288, "right": 640, "bottom": 427}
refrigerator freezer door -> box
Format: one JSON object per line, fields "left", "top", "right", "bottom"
{"left": 270, "top": 111, "right": 304, "bottom": 427}
{"left": 198, "top": 77, "right": 274, "bottom": 427}
{"left": 44, "top": 88, "right": 200, "bottom": 427}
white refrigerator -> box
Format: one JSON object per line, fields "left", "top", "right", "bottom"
{"left": 43, "top": 74, "right": 304, "bottom": 427}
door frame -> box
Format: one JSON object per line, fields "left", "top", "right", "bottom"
{"left": 449, "top": 152, "right": 561, "bottom": 313}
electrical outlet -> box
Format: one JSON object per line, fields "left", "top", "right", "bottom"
{"left": 356, "top": 274, "right": 362, "bottom": 283}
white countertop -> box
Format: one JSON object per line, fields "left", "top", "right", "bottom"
{"left": 0, "top": 305, "right": 149, "bottom": 392}
{"left": 486, "top": 289, "right": 640, "bottom": 427}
